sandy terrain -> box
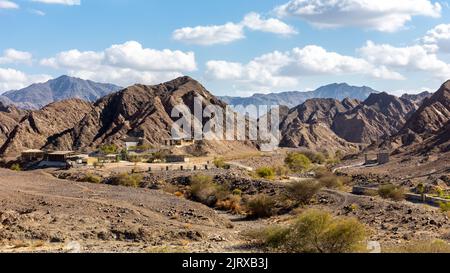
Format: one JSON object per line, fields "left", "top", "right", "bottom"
{"left": 0, "top": 169, "right": 265, "bottom": 253}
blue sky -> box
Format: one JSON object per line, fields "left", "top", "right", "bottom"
{"left": 0, "top": 0, "right": 450, "bottom": 96}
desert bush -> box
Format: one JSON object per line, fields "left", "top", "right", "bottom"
{"left": 284, "top": 153, "right": 311, "bottom": 172}
{"left": 216, "top": 195, "right": 243, "bottom": 214}
{"left": 189, "top": 174, "right": 228, "bottom": 206}
{"left": 378, "top": 184, "right": 405, "bottom": 201}
{"left": 316, "top": 171, "right": 346, "bottom": 189}
{"left": 246, "top": 194, "right": 276, "bottom": 219}
{"left": 99, "top": 144, "right": 118, "bottom": 154}
{"left": 274, "top": 165, "right": 290, "bottom": 177}
{"left": 232, "top": 188, "right": 243, "bottom": 196}
{"left": 10, "top": 163, "right": 21, "bottom": 172}
{"left": 249, "top": 226, "right": 290, "bottom": 249}
{"left": 80, "top": 173, "right": 101, "bottom": 184}
{"left": 250, "top": 210, "right": 366, "bottom": 253}
{"left": 301, "top": 151, "right": 326, "bottom": 164}
{"left": 286, "top": 180, "right": 322, "bottom": 205}
{"left": 439, "top": 202, "right": 450, "bottom": 212}
{"left": 255, "top": 167, "right": 275, "bottom": 179}
{"left": 213, "top": 157, "right": 230, "bottom": 169}
{"left": 386, "top": 240, "right": 450, "bottom": 253}
{"left": 110, "top": 173, "right": 143, "bottom": 188}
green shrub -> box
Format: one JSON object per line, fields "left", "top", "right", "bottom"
{"left": 249, "top": 226, "right": 290, "bottom": 249}
{"left": 246, "top": 194, "right": 276, "bottom": 219}
{"left": 99, "top": 144, "right": 118, "bottom": 154}
{"left": 378, "top": 184, "right": 405, "bottom": 201}
{"left": 286, "top": 180, "right": 322, "bottom": 205}
{"left": 10, "top": 163, "right": 21, "bottom": 171}
{"left": 232, "top": 189, "right": 243, "bottom": 196}
{"left": 285, "top": 153, "right": 311, "bottom": 172}
{"left": 110, "top": 173, "right": 143, "bottom": 188}
{"left": 439, "top": 202, "right": 450, "bottom": 212}
{"left": 80, "top": 173, "right": 102, "bottom": 184}
{"left": 189, "top": 174, "right": 228, "bottom": 206}
{"left": 213, "top": 158, "right": 230, "bottom": 169}
{"left": 252, "top": 210, "right": 366, "bottom": 253}
{"left": 256, "top": 167, "right": 275, "bottom": 179}
{"left": 301, "top": 151, "right": 326, "bottom": 164}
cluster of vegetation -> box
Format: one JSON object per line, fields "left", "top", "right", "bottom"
{"left": 213, "top": 158, "right": 231, "bottom": 169}
{"left": 284, "top": 153, "right": 311, "bottom": 172}
{"left": 188, "top": 174, "right": 242, "bottom": 213}
{"left": 10, "top": 163, "right": 21, "bottom": 172}
{"left": 300, "top": 150, "right": 326, "bottom": 164}
{"left": 249, "top": 210, "right": 366, "bottom": 253}
{"left": 439, "top": 202, "right": 450, "bottom": 213}
{"left": 386, "top": 240, "right": 450, "bottom": 253}
{"left": 80, "top": 173, "right": 102, "bottom": 184}
{"left": 246, "top": 194, "right": 277, "bottom": 219}
{"left": 255, "top": 167, "right": 276, "bottom": 179}
{"left": 378, "top": 184, "right": 405, "bottom": 201}
{"left": 99, "top": 144, "right": 118, "bottom": 154}
{"left": 286, "top": 180, "right": 322, "bottom": 206}
{"left": 315, "top": 170, "right": 350, "bottom": 189}
{"left": 110, "top": 173, "right": 143, "bottom": 188}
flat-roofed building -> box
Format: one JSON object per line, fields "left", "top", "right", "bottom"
{"left": 21, "top": 149, "right": 45, "bottom": 162}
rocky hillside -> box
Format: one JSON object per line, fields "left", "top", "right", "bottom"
{"left": 279, "top": 98, "right": 361, "bottom": 151}
{"left": 332, "top": 93, "right": 416, "bottom": 143}
{"left": 0, "top": 99, "right": 93, "bottom": 155}
{"left": 2, "top": 75, "right": 122, "bottom": 109}
{"left": 401, "top": 91, "right": 433, "bottom": 106}
{"left": 0, "top": 76, "right": 257, "bottom": 156}
{"left": 0, "top": 102, "right": 26, "bottom": 146}
{"left": 392, "top": 80, "right": 450, "bottom": 153}
{"left": 279, "top": 92, "right": 420, "bottom": 151}
{"left": 220, "top": 83, "right": 378, "bottom": 108}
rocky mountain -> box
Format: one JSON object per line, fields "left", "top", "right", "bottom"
{"left": 392, "top": 80, "right": 450, "bottom": 153}
{"left": 220, "top": 83, "right": 378, "bottom": 108}
{"left": 279, "top": 98, "right": 361, "bottom": 151}
{"left": 401, "top": 91, "right": 433, "bottom": 106}
{"left": 2, "top": 75, "right": 122, "bottom": 109}
{"left": 332, "top": 93, "right": 416, "bottom": 143}
{"left": 0, "top": 77, "right": 257, "bottom": 156}
{"left": 0, "top": 99, "right": 93, "bottom": 155}
{"left": 0, "top": 102, "right": 26, "bottom": 146}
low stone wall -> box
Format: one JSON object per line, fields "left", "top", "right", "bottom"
{"left": 352, "top": 186, "right": 450, "bottom": 207}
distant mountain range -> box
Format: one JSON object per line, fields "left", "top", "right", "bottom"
{"left": 220, "top": 83, "right": 379, "bottom": 108}
{"left": 0, "top": 76, "right": 448, "bottom": 157}
{"left": 0, "top": 75, "right": 123, "bottom": 109}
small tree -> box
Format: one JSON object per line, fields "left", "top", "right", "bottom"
{"left": 246, "top": 194, "right": 276, "bottom": 219}
{"left": 256, "top": 167, "right": 275, "bottom": 179}
{"left": 286, "top": 180, "right": 322, "bottom": 205}
{"left": 285, "top": 153, "right": 311, "bottom": 172}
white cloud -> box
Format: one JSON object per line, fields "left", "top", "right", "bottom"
{"left": 173, "top": 12, "right": 296, "bottom": 46}
{"left": 242, "top": 12, "right": 297, "bottom": 35}
{"left": 0, "top": 49, "right": 33, "bottom": 65}
{"left": 359, "top": 40, "right": 450, "bottom": 79}
{"left": 173, "top": 23, "right": 245, "bottom": 46}
{"left": 275, "top": 0, "right": 442, "bottom": 32}
{"left": 31, "top": 0, "right": 80, "bottom": 5}
{"left": 206, "top": 45, "right": 403, "bottom": 90}
{"left": 0, "top": 0, "right": 19, "bottom": 9}
{"left": 422, "top": 24, "right": 450, "bottom": 53}
{"left": 40, "top": 41, "right": 197, "bottom": 87}
{"left": 30, "top": 9, "right": 46, "bottom": 16}
{"left": 0, "top": 68, "right": 51, "bottom": 93}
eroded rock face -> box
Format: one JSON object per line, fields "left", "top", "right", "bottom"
{"left": 279, "top": 98, "right": 360, "bottom": 151}
{"left": 332, "top": 93, "right": 416, "bottom": 143}
{"left": 0, "top": 76, "right": 257, "bottom": 156}
{"left": 0, "top": 102, "right": 26, "bottom": 147}
{"left": 0, "top": 99, "right": 93, "bottom": 155}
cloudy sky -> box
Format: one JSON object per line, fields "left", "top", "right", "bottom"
{"left": 0, "top": 0, "right": 449, "bottom": 96}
